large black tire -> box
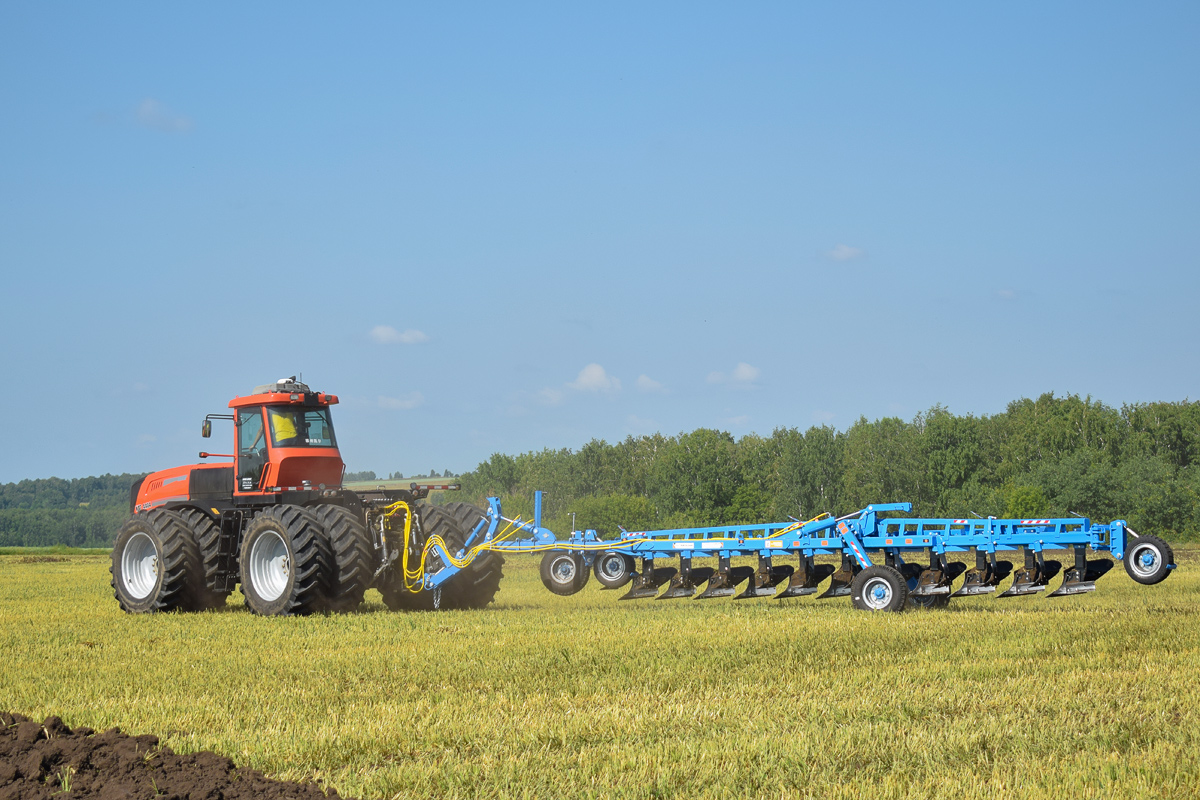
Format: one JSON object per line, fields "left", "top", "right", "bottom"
{"left": 110, "top": 510, "right": 208, "bottom": 613}
{"left": 1124, "top": 534, "right": 1174, "bottom": 585}
{"left": 239, "top": 505, "right": 333, "bottom": 616}
{"left": 540, "top": 551, "right": 590, "bottom": 596}
{"left": 380, "top": 504, "right": 504, "bottom": 611}
{"left": 850, "top": 564, "right": 908, "bottom": 612}
{"left": 176, "top": 508, "right": 232, "bottom": 610}
{"left": 313, "top": 504, "right": 375, "bottom": 612}
{"left": 439, "top": 502, "right": 505, "bottom": 610}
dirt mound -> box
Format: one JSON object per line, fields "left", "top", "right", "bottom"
{"left": 0, "top": 713, "right": 348, "bottom": 800}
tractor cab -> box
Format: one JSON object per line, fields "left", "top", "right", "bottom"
{"left": 208, "top": 378, "right": 345, "bottom": 496}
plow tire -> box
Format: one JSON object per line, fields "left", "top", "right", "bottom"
{"left": 176, "top": 507, "right": 232, "bottom": 610}
{"left": 239, "top": 505, "right": 333, "bottom": 616}
{"left": 593, "top": 551, "right": 636, "bottom": 589}
{"left": 314, "top": 504, "right": 374, "bottom": 612}
{"left": 541, "top": 551, "right": 590, "bottom": 596}
{"left": 110, "top": 509, "right": 209, "bottom": 614}
{"left": 1124, "top": 534, "right": 1174, "bottom": 585}
{"left": 851, "top": 565, "right": 908, "bottom": 612}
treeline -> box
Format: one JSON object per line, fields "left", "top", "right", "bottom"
{"left": 0, "top": 473, "right": 144, "bottom": 548}
{"left": 454, "top": 395, "right": 1200, "bottom": 541}
{"left": 3, "top": 394, "right": 1197, "bottom": 547}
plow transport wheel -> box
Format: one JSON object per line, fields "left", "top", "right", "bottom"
{"left": 541, "top": 551, "right": 590, "bottom": 596}
{"left": 593, "top": 551, "right": 636, "bottom": 589}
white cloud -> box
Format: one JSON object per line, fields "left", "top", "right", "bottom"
{"left": 378, "top": 392, "right": 423, "bottom": 410}
{"left": 732, "top": 363, "right": 760, "bottom": 382}
{"left": 370, "top": 325, "right": 428, "bottom": 344}
{"left": 136, "top": 98, "right": 193, "bottom": 133}
{"left": 827, "top": 244, "right": 865, "bottom": 262}
{"left": 708, "top": 363, "right": 760, "bottom": 385}
{"left": 636, "top": 374, "right": 665, "bottom": 393}
{"left": 569, "top": 363, "right": 621, "bottom": 393}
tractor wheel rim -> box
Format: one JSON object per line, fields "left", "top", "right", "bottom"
{"left": 552, "top": 556, "right": 576, "bottom": 584}
{"left": 1130, "top": 543, "right": 1160, "bottom": 577}
{"left": 249, "top": 530, "right": 290, "bottom": 601}
{"left": 121, "top": 531, "right": 159, "bottom": 599}
{"left": 862, "top": 576, "right": 893, "bottom": 610}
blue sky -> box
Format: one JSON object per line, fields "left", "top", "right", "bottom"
{"left": 1, "top": 2, "right": 1197, "bottom": 484}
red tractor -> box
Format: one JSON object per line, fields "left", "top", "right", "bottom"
{"left": 110, "top": 378, "right": 503, "bottom": 616}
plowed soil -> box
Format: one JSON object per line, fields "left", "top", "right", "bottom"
{"left": 0, "top": 713, "right": 347, "bottom": 800}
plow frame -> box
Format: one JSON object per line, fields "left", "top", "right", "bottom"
{"left": 417, "top": 492, "right": 1140, "bottom": 591}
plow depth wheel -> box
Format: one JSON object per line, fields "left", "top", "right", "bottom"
{"left": 851, "top": 565, "right": 908, "bottom": 612}
{"left": 540, "top": 551, "right": 590, "bottom": 596}
{"left": 1123, "top": 535, "right": 1173, "bottom": 585}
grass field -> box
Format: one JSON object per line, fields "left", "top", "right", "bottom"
{"left": 1, "top": 548, "right": 1197, "bottom": 799}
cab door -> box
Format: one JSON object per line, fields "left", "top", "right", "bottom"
{"left": 235, "top": 408, "right": 269, "bottom": 493}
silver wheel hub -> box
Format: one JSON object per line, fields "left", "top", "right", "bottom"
{"left": 121, "top": 531, "right": 159, "bottom": 599}
{"left": 1130, "top": 543, "right": 1160, "bottom": 578}
{"left": 249, "top": 530, "right": 291, "bottom": 602}
{"left": 862, "top": 576, "right": 893, "bottom": 610}
{"left": 552, "top": 556, "right": 577, "bottom": 584}
{"left": 599, "top": 555, "right": 623, "bottom": 580}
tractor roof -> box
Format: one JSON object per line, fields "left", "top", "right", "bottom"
{"left": 228, "top": 377, "right": 339, "bottom": 409}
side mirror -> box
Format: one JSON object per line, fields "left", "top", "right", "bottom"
{"left": 201, "top": 420, "right": 212, "bottom": 438}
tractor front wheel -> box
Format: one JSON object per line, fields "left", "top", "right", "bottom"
{"left": 313, "top": 504, "right": 374, "bottom": 613}
{"left": 239, "top": 505, "right": 333, "bottom": 616}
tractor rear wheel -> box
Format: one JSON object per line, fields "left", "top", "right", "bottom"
{"left": 439, "top": 502, "right": 505, "bottom": 610}
{"left": 176, "top": 508, "right": 232, "bottom": 610}
{"left": 239, "top": 505, "right": 333, "bottom": 616}
{"left": 110, "top": 510, "right": 208, "bottom": 613}
{"left": 380, "top": 504, "right": 503, "bottom": 611}
{"left": 313, "top": 504, "right": 374, "bottom": 612}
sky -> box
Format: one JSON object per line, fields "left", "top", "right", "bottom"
{"left": 1, "top": 2, "right": 1197, "bottom": 484}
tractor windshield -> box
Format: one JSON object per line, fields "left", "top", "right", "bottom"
{"left": 266, "top": 407, "right": 337, "bottom": 448}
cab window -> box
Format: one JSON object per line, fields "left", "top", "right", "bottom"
{"left": 266, "top": 407, "right": 336, "bottom": 448}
